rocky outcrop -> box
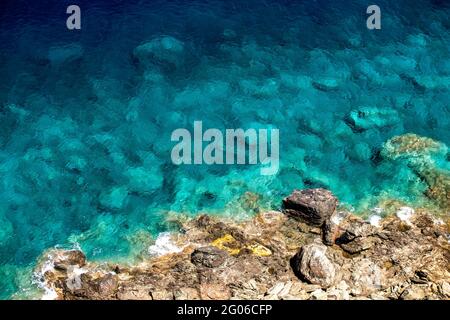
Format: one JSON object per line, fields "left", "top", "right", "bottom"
{"left": 37, "top": 189, "right": 450, "bottom": 300}
{"left": 292, "top": 242, "right": 337, "bottom": 288}
{"left": 283, "top": 188, "right": 338, "bottom": 226}
{"left": 52, "top": 250, "right": 86, "bottom": 271}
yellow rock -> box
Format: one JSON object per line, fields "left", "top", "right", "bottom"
{"left": 211, "top": 234, "right": 272, "bottom": 256}
{"left": 246, "top": 243, "right": 272, "bottom": 257}
{"left": 211, "top": 234, "right": 241, "bottom": 255}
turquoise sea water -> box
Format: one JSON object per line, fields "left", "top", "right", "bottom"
{"left": 0, "top": 0, "right": 449, "bottom": 298}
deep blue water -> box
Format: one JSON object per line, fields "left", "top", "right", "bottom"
{"left": 0, "top": 0, "right": 449, "bottom": 298}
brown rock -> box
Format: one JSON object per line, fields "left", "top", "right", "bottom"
{"left": 283, "top": 189, "right": 338, "bottom": 226}
{"left": 191, "top": 246, "right": 228, "bottom": 268}
{"left": 53, "top": 250, "right": 86, "bottom": 271}
{"left": 292, "top": 242, "right": 337, "bottom": 288}
{"left": 339, "top": 237, "right": 375, "bottom": 254}
{"left": 322, "top": 218, "right": 339, "bottom": 246}
{"left": 97, "top": 273, "right": 119, "bottom": 296}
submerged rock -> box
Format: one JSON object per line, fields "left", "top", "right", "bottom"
{"left": 381, "top": 133, "right": 446, "bottom": 161}
{"left": 133, "top": 36, "right": 185, "bottom": 68}
{"left": 283, "top": 189, "right": 338, "bottom": 226}
{"left": 346, "top": 106, "right": 399, "bottom": 132}
{"left": 380, "top": 134, "right": 449, "bottom": 210}
{"left": 47, "top": 43, "right": 84, "bottom": 66}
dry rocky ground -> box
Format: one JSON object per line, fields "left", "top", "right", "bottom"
{"left": 37, "top": 188, "right": 450, "bottom": 300}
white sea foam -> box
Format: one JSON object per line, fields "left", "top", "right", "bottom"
{"left": 32, "top": 254, "right": 58, "bottom": 300}
{"left": 148, "top": 232, "right": 183, "bottom": 256}
{"left": 369, "top": 215, "right": 382, "bottom": 227}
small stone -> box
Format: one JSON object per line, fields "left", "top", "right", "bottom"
{"left": 283, "top": 189, "right": 338, "bottom": 226}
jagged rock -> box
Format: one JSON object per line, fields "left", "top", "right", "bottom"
{"left": 53, "top": 250, "right": 86, "bottom": 271}
{"left": 191, "top": 246, "right": 228, "bottom": 268}
{"left": 293, "top": 242, "right": 337, "bottom": 288}
{"left": 322, "top": 217, "right": 339, "bottom": 246}
{"left": 339, "top": 237, "right": 376, "bottom": 254}
{"left": 283, "top": 189, "right": 338, "bottom": 226}
{"left": 336, "top": 219, "right": 378, "bottom": 254}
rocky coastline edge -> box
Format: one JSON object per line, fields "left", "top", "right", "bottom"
{"left": 36, "top": 188, "right": 450, "bottom": 300}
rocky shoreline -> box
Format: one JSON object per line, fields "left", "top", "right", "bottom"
{"left": 36, "top": 188, "right": 450, "bottom": 300}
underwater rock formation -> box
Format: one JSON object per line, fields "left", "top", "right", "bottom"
{"left": 381, "top": 134, "right": 449, "bottom": 210}
{"left": 36, "top": 189, "right": 450, "bottom": 300}
{"left": 346, "top": 107, "right": 399, "bottom": 132}
{"left": 381, "top": 133, "right": 447, "bottom": 161}
{"left": 133, "top": 36, "right": 186, "bottom": 68}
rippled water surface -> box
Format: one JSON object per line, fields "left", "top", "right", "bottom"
{"left": 0, "top": 0, "right": 449, "bottom": 298}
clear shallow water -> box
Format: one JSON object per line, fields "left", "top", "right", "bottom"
{"left": 0, "top": 0, "right": 449, "bottom": 298}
